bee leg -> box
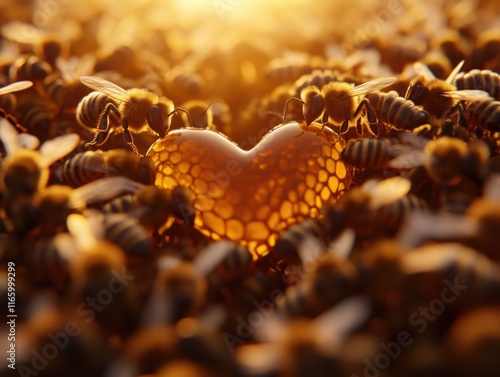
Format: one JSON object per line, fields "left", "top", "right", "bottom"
{"left": 0, "top": 109, "right": 27, "bottom": 133}
{"left": 354, "top": 99, "right": 379, "bottom": 136}
{"left": 283, "top": 97, "right": 305, "bottom": 122}
{"left": 318, "top": 111, "right": 329, "bottom": 135}
{"left": 166, "top": 107, "right": 193, "bottom": 133}
{"left": 86, "top": 102, "right": 121, "bottom": 148}
{"left": 121, "top": 118, "right": 142, "bottom": 157}
{"left": 340, "top": 116, "right": 350, "bottom": 136}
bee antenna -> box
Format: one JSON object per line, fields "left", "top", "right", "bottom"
{"left": 167, "top": 107, "right": 194, "bottom": 128}
{"left": 202, "top": 100, "right": 221, "bottom": 115}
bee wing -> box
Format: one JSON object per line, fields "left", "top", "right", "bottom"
{"left": 0, "top": 81, "right": 33, "bottom": 96}
{"left": 314, "top": 296, "right": 371, "bottom": 350}
{"left": 441, "top": 90, "right": 492, "bottom": 100}
{"left": 484, "top": 174, "right": 500, "bottom": 202}
{"left": 234, "top": 344, "right": 281, "bottom": 376}
{"left": 80, "top": 76, "right": 132, "bottom": 103}
{"left": 388, "top": 150, "right": 427, "bottom": 169}
{"left": 0, "top": 119, "right": 19, "bottom": 155}
{"left": 328, "top": 228, "right": 355, "bottom": 259}
{"left": 38, "top": 133, "right": 80, "bottom": 166}
{"left": 1, "top": 21, "right": 44, "bottom": 44}
{"left": 53, "top": 233, "right": 81, "bottom": 263}
{"left": 348, "top": 77, "right": 397, "bottom": 97}
{"left": 446, "top": 60, "right": 465, "bottom": 84}
{"left": 192, "top": 240, "right": 235, "bottom": 276}
{"left": 66, "top": 213, "right": 99, "bottom": 252}
{"left": 363, "top": 176, "right": 411, "bottom": 210}
{"left": 69, "top": 177, "right": 145, "bottom": 207}
{"left": 413, "top": 62, "right": 436, "bottom": 82}
{"left": 297, "top": 232, "right": 327, "bottom": 268}
{"left": 17, "top": 133, "right": 40, "bottom": 150}
{"left": 400, "top": 243, "right": 463, "bottom": 274}
{"left": 396, "top": 211, "right": 479, "bottom": 249}
{"left": 58, "top": 55, "right": 96, "bottom": 83}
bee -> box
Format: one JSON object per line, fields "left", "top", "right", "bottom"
{"left": 43, "top": 56, "right": 94, "bottom": 112}
{"left": 453, "top": 69, "right": 500, "bottom": 100}
{"left": 141, "top": 260, "right": 208, "bottom": 325}
{"left": 23, "top": 232, "right": 79, "bottom": 292}
{"left": 406, "top": 60, "right": 491, "bottom": 126}
{"left": 461, "top": 98, "right": 500, "bottom": 134}
{"left": 376, "top": 194, "right": 428, "bottom": 233}
{"left": 0, "top": 119, "right": 79, "bottom": 199}
{"left": 190, "top": 240, "right": 253, "bottom": 299}
{"left": 164, "top": 69, "right": 205, "bottom": 102}
{"left": 265, "top": 54, "right": 323, "bottom": 84}
{"left": 364, "top": 90, "right": 429, "bottom": 132}
{"left": 321, "top": 177, "right": 415, "bottom": 238}
{"left": 341, "top": 137, "right": 397, "bottom": 170}
{"left": 445, "top": 307, "right": 500, "bottom": 377}
{"left": 79, "top": 76, "right": 187, "bottom": 156}
{"left": 76, "top": 90, "right": 120, "bottom": 132}
{"left": 417, "top": 51, "right": 453, "bottom": 80}
{"left": 462, "top": 197, "right": 500, "bottom": 262}
{"left": 94, "top": 45, "right": 146, "bottom": 79}
{"left": 0, "top": 80, "right": 33, "bottom": 131}
{"left": 67, "top": 220, "right": 140, "bottom": 337}
{"left": 29, "top": 184, "right": 86, "bottom": 236}
{"left": 389, "top": 136, "right": 490, "bottom": 186}
{"left": 354, "top": 239, "right": 408, "bottom": 310}
{"left": 284, "top": 76, "right": 396, "bottom": 135}
{"left": 429, "top": 29, "right": 471, "bottom": 68}
{"left": 1, "top": 21, "right": 80, "bottom": 69}
{"left": 95, "top": 211, "right": 155, "bottom": 259}
{"left": 169, "top": 100, "right": 217, "bottom": 131}
{"left": 276, "top": 254, "right": 360, "bottom": 318}
{"left": 57, "top": 149, "right": 156, "bottom": 188}
{"left": 401, "top": 243, "right": 500, "bottom": 310}
{"left": 8, "top": 55, "right": 52, "bottom": 82}
{"left": 15, "top": 99, "right": 58, "bottom": 141}
{"left": 273, "top": 217, "right": 328, "bottom": 267}
{"left": 21, "top": 308, "right": 115, "bottom": 376}
{"left": 471, "top": 28, "right": 500, "bottom": 70}
{"left": 102, "top": 184, "right": 196, "bottom": 230}
{"left": 252, "top": 297, "right": 370, "bottom": 377}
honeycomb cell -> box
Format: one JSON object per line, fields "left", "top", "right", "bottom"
{"left": 178, "top": 161, "right": 190, "bottom": 174}
{"left": 328, "top": 176, "right": 339, "bottom": 192}
{"left": 326, "top": 158, "right": 336, "bottom": 174}
{"left": 280, "top": 201, "right": 293, "bottom": 219}
{"left": 256, "top": 205, "right": 271, "bottom": 220}
{"left": 304, "top": 188, "right": 316, "bottom": 206}
{"left": 202, "top": 211, "right": 225, "bottom": 235}
{"left": 336, "top": 161, "right": 347, "bottom": 179}
{"left": 318, "top": 169, "right": 328, "bottom": 183}
{"left": 306, "top": 173, "right": 316, "bottom": 188}
{"left": 267, "top": 212, "right": 280, "bottom": 230}
{"left": 227, "top": 219, "right": 244, "bottom": 240}
{"left": 148, "top": 121, "right": 353, "bottom": 258}
{"left": 320, "top": 186, "right": 331, "bottom": 201}
{"left": 245, "top": 221, "right": 270, "bottom": 240}
{"left": 169, "top": 151, "right": 182, "bottom": 164}
{"left": 214, "top": 199, "right": 234, "bottom": 219}
{"left": 190, "top": 164, "right": 201, "bottom": 177}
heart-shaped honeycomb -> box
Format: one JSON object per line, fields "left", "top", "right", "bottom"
{"left": 148, "top": 121, "right": 352, "bottom": 258}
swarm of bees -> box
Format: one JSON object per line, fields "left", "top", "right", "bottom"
{"left": 0, "top": 1, "right": 500, "bottom": 377}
